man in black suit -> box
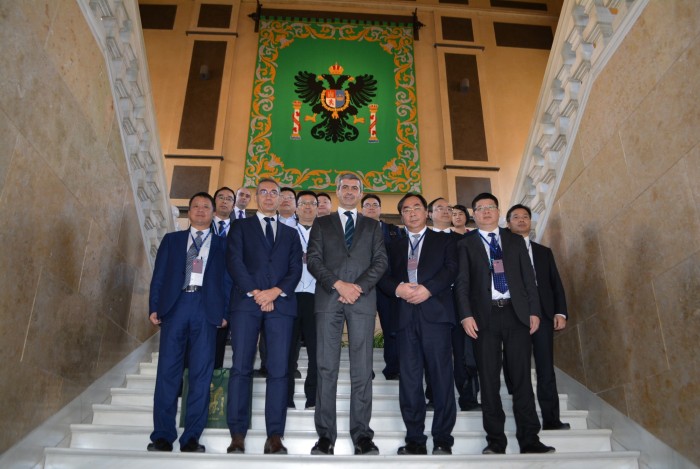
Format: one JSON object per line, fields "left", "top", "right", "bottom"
{"left": 455, "top": 192, "right": 554, "bottom": 455}
{"left": 212, "top": 187, "right": 236, "bottom": 369}
{"left": 379, "top": 193, "right": 457, "bottom": 455}
{"left": 507, "top": 204, "right": 570, "bottom": 431}
{"left": 307, "top": 172, "right": 388, "bottom": 456}
{"left": 361, "top": 193, "right": 404, "bottom": 380}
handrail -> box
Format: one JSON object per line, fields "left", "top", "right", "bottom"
{"left": 511, "top": 0, "right": 648, "bottom": 241}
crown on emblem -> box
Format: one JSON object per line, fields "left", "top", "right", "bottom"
{"left": 328, "top": 63, "right": 344, "bottom": 75}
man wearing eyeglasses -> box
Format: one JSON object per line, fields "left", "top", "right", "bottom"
{"left": 212, "top": 187, "right": 236, "bottom": 369}
{"left": 307, "top": 173, "right": 388, "bottom": 456}
{"left": 287, "top": 191, "right": 320, "bottom": 411}
{"left": 226, "top": 178, "right": 303, "bottom": 455}
{"left": 455, "top": 192, "right": 554, "bottom": 455}
{"left": 278, "top": 187, "right": 298, "bottom": 227}
{"left": 378, "top": 193, "right": 458, "bottom": 455}
{"left": 361, "top": 194, "right": 404, "bottom": 380}
{"left": 426, "top": 197, "right": 480, "bottom": 413}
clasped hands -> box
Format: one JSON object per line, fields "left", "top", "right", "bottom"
{"left": 334, "top": 280, "right": 363, "bottom": 304}
{"left": 395, "top": 283, "right": 431, "bottom": 304}
{"left": 250, "top": 287, "right": 282, "bottom": 312}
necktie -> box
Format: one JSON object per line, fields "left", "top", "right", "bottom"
{"left": 218, "top": 220, "right": 227, "bottom": 237}
{"left": 489, "top": 233, "right": 509, "bottom": 294}
{"left": 344, "top": 211, "right": 354, "bottom": 249}
{"left": 408, "top": 234, "right": 420, "bottom": 283}
{"left": 264, "top": 217, "right": 275, "bottom": 246}
{"left": 238, "top": 210, "right": 244, "bottom": 219}
{"left": 183, "top": 231, "right": 203, "bottom": 288}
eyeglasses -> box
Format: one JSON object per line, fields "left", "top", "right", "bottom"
{"left": 216, "top": 195, "right": 234, "bottom": 202}
{"left": 362, "top": 203, "right": 380, "bottom": 209}
{"left": 280, "top": 195, "right": 296, "bottom": 201}
{"left": 474, "top": 204, "right": 498, "bottom": 212}
{"left": 432, "top": 206, "right": 452, "bottom": 213}
{"left": 298, "top": 201, "right": 318, "bottom": 207}
{"left": 258, "top": 189, "right": 279, "bottom": 198}
{"left": 401, "top": 206, "right": 425, "bottom": 215}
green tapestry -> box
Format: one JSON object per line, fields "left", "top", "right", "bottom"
{"left": 243, "top": 18, "right": 420, "bottom": 193}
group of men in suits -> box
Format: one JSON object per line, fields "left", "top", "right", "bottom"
{"left": 147, "top": 178, "right": 569, "bottom": 456}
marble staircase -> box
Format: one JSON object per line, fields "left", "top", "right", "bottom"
{"left": 43, "top": 348, "right": 640, "bottom": 468}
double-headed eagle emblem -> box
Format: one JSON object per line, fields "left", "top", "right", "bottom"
{"left": 294, "top": 63, "right": 378, "bottom": 143}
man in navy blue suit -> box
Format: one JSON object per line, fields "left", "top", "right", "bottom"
{"left": 226, "top": 178, "right": 303, "bottom": 455}
{"left": 379, "top": 193, "right": 458, "bottom": 455}
{"left": 147, "top": 192, "right": 229, "bottom": 453}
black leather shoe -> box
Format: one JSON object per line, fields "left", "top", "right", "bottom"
{"left": 227, "top": 433, "right": 245, "bottom": 454}
{"left": 147, "top": 438, "right": 173, "bottom": 452}
{"left": 425, "top": 401, "right": 435, "bottom": 411}
{"left": 180, "top": 438, "right": 205, "bottom": 453}
{"left": 384, "top": 373, "right": 400, "bottom": 380}
{"left": 482, "top": 443, "right": 505, "bottom": 455}
{"left": 397, "top": 442, "right": 427, "bottom": 455}
{"left": 354, "top": 437, "right": 379, "bottom": 455}
{"left": 253, "top": 367, "right": 268, "bottom": 377}
{"left": 432, "top": 444, "right": 452, "bottom": 455}
{"left": 264, "top": 435, "right": 288, "bottom": 454}
{"left": 543, "top": 421, "right": 571, "bottom": 431}
{"left": 293, "top": 370, "right": 302, "bottom": 379}
{"left": 520, "top": 441, "right": 556, "bottom": 454}
{"left": 311, "top": 437, "right": 334, "bottom": 455}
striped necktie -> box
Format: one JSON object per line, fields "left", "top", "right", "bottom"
{"left": 344, "top": 211, "right": 354, "bottom": 249}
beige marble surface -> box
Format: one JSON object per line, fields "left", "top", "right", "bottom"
{"left": 549, "top": 1, "right": 700, "bottom": 465}
{"left": 0, "top": 1, "right": 154, "bottom": 452}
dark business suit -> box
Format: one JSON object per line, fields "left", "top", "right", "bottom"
{"left": 149, "top": 229, "right": 228, "bottom": 446}
{"left": 530, "top": 241, "right": 568, "bottom": 427}
{"left": 226, "top": 215, "right": 302, "bottom": 437}
{"left": 377, "top": 221, "right": 405, "bottom": 377}
{"left": 307, "top": 211, "right": 388, "bottom": 444}
{"left": 378, "top": 229, "right": 457, "bottom": 447}
{"left": 455, "top": 228, "right": 542, "bottom": 450}
{"left": 212, "top": 218, "right": 233, "bottom": 369}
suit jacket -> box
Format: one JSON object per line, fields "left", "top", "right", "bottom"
{"left": 227, "top": 216, "right": 303, "bottom": 317}
{"left": 149, "top": 230, "right": 229, "bottom": 327}
{"left": 531, "top": 241, "right": 568, "bottom": 320}
{"left": 379, "top": 229, "right": 458, "bottom": 330}
{"left": 381, "top": 221, "right": 405, "bottom": 248}
{"left": 455, "top": 228, "right": 541, "bottom": 328}
{"left": 307, "top": 212, "right": 388, "bottom": 314}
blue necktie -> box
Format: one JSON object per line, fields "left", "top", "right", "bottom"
{"left": 238, "top": 210, "right": 244, "bottom": 219}
{"left": 264, "top": 217, "right": 275, "bottom": 246}
{"left": 183, "top": 231, "right": 203, "bottom": 288}
{"left": 344, "top": 211, "right": 354, "bottom": 249}
{"left": 489, "top": 233, "right": 509, "bottom": 294}
{"left": 218, "top": 220, "right": 227, "bottom": 237}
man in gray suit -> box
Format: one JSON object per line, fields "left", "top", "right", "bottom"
{"left": 306, "top": 173, "right": 388, "bottom": 456}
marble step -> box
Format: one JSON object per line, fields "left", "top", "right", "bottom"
{"left": 43, "top": 448, "right": 641, "bottom": 469}
{"left": 90, "top": 404, "right": 590, "bottom": 431}
{"left": 109, "top": 387, "right": 569, "bottom": 411}
{"left": 124, "top": 374, "right": 529, "bottom": 397}
{"left": 68, "top": 424, "right": 614, "bottom": 454}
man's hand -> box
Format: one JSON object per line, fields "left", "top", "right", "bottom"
{"left": 395, "top": 282, "right": 418, "bottom": 299}
{"left": 219, "top": 318, "right": 228, "bottom": 328}
{"left": 334, "top": 280, "right": 362, "bottom": 304}
{"left": 261, "top": 302, "right": 274, "bottom": 312}
{"left": 462, "top": 317, "right": 478, "bottom": 339}
{"left": 254, "top": 287, "right": 282, "bottom": 308}
{"left": 554, "top": 315, "right": 567, "bottom": 331}
{"left": 404, "top": 285, "right": 431, "bottom": 305}
{"left": 149, "top": 312, "right": 161, "bottom": 326}
{"left": 530, "top": 315, "right": 541, "bottom": 335}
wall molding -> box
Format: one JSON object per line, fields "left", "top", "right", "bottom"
{"left": 77, "top": 0, "right": 174, "bottom": 267}
{"left": 511, "top": 0, "right": 649, "bottom": 241}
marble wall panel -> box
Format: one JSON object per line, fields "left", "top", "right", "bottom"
{"left": 23, "top": 268, "right": 104, "bottom": 386}
{"left": 0, "top": 360, "right": 62, "bottom": 453}
{"left": 118, "top": 187, "right": 149, "bottom": 273}
{"left": 128, "top": 274, "right": 159, "bottom": 343}
{"left": 107, "top": 116, "right": 128, "bottom": 178}
{"left": 578, "top": 308, "right": 630, "bottom": 392}
{"left": 43, "top": 0, "right": 113, "bottom": 149}
{"left": 80, "top": 221, "right": 135, "bottom": 331}
{"left": 0, "top": 109, "right": 18, "bottom": 198}
{"left": 552, "top": 326, "right": 585, "bottom": 384}
{"left": 17, "top": 1, "right": 60, "bottom": 47}
{"left": 684, "top": 143, "right": 700, "bottom": 214}
{"left": 556, "top": 138, "right": 584, "bottom": 200}
{"left": 558, "top": 223, "right": 610, "bottom": 323}
{"left": 597, "top": 385, "right": 628, "bottom": 416}
{"left": 619, "top": 34, "right": 700, "bottom": 195}
{"left": 652, "top": 252, "right": 700, "bottom": 370}
{"left": 625, "top": 359, "right": 700, "bottom": 466}
{"left": 96, "top": 317, "right": 142, "bottom": 376}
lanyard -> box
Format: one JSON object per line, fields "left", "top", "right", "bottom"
{"left": 408, "top": 230, "right": 427, "bottom": 258}
{"left": 296, "top": 225, "right": 310, "bottom": 251}
{"left": 190, "top": 230, "right": 211, "bottom": 257}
